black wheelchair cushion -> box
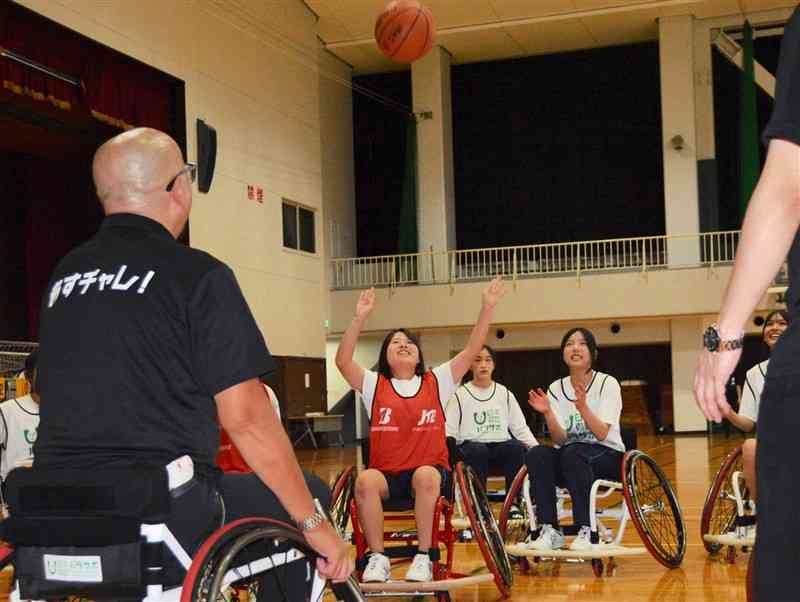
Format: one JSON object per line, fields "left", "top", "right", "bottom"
{"left": 4, "top": 465, "right": 171, "bottom": 522}
{"left": 383, "top": 498, "right": 415, "bottom": 512}
{"left": 1, "top": 516, "right": 141, "bottom": 547}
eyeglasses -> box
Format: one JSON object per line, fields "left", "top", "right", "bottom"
{"left": 165, "top": 163, "right": 196, "bottom": 192}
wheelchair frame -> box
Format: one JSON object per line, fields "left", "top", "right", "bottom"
{"left": 700, "top": 444, "right": 756, "bottom": 563}
{"left": 0, "top": 517, "right": 363, "bottom": 602}
{"left": 499, "top": 449, "right": 685, "bottom": 577}
{"left": 330, "top": 461, "right": 512, "bottom": 599}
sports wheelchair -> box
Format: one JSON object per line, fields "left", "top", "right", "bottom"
{"left": 0, "top": 466, "right": 363, "bottom": 602}
{"left": 497, "top": 431, "right": 685, "bottom": 577}
{"left": 700, "top": 444, "right": 755, "bottom": 563}
{"left": 329, "top": 441, "right": 513, "bottom": 600}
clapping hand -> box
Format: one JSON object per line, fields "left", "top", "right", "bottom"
{"left": 528, "top": 388, "right": 551, "bottom": 415}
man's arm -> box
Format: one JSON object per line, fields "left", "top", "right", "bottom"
{"left": 216, "top": 379, "right": 351, "bottom": 581}
{"left": 695, "top": 140, "right": 800, "bottom": 421}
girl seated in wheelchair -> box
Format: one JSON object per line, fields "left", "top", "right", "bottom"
{"left": 446, "top": 344, "right": 538, "bottom": 516}
{"left": 726, "top": 309, "right": 788, "bottom": 497}
{"left": 335, "top": 278, "right": 504, "bottom": 583}
{"left": 524, "top": 327, "right": 625, "bottom": 551}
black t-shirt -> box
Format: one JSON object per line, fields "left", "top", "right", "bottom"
{"left": 34, "top": 213, "right": 274, "bottom": 473}
{"left": 762, "top": 6, "right": 800, "bottom": 376}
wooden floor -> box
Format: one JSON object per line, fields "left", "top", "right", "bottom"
{"left": 299, "top": 433, "right": 750, "bottom": 602}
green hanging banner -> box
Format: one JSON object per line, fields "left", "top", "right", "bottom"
{"left": 398, "top": 115, "right": 418, "bottom": 255}
{"left": 739, "top": 20, "right": 759, "bottom": 220}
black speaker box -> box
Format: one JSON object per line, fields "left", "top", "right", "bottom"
{"left": 196, "top": 118, "right": 217, "bottom": 194}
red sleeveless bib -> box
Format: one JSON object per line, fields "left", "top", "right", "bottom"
{"left": 369, "top": 371, "right": 449, "bottom": 474}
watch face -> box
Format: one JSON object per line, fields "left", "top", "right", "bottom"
{"left": 703, "top": 326, "right": 720, "bottom": 351}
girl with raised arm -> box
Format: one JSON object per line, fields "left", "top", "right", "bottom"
{"left": 335, "top": 277, "right": 504, "bottom": 583}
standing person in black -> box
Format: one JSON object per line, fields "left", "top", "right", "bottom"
{"left": 694, "top": 7, "right": 800, "bottom": 601}
{"left": 33, "top": 127, "right": 352, "bottom": 596}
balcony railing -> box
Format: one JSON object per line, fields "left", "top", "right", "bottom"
{"left": 330, "top": 230, "right": 741, "bottom": 290}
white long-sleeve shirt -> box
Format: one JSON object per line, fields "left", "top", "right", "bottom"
{"left": 446, "top": 381, "right": 538, "bottom": 447}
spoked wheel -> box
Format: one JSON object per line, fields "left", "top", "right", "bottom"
{"left": 181, "top": 517, "right": 365, "bottom": 602}
{"left": 330, "top": 465, "right": 356, "bottom": 536}
{"left": 456, "top": 462, "right": 514, "bottom": 598}
{"left": 700, "top": 445, "right": 746, "bottom": 554}
{"left": 622, "top": 450, "right": 686, "bottom": 569}
{"left": 498, "top": 465, "right": 530, "bottom": 545}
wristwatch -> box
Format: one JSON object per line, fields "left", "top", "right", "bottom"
{"left": 703, "top": 323, "right": 744, "bottom": 352}
{"left": 297, "top": 498, "right": 328, "bottom": 532}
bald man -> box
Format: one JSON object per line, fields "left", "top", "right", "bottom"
{"left": 33, "top": 128, "right": 351, "bottom": 596}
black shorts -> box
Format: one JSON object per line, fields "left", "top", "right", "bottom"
{"left": 384, "top": 465, "right": 451, "bottom": 501}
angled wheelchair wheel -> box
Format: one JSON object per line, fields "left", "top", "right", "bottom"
{"left": 622, "top": 450, "right": 686, "bottom": 569}
{"left": 330, "top": 465, "right": 356, "bottom": 535}
{"left": 746, "top": 550, "right": 754, "bottom": 602}
{"left": 456, "top": 462, "right": 514, "bottom": 598}
{"left": 498, "top": 465, "right": 529, "bottom": 544}
{"left": 700, "top": 445, "right": 744, "bottom": 554}
{"left": 182, "top": 517, "right": 365, "bottom": 602}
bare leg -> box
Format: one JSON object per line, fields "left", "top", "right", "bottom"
{"left": 742, "top": 438, "right": 757, "bottom": 500}
{"left": 355, "top": 469, "right": 389, "bottom": 552}
{"left": 411, "top": 466, "right": 442, "bottom": 552}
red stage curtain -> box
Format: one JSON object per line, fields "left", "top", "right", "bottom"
{"left": 0, "top": 2, "right": 174, "bottom": 132}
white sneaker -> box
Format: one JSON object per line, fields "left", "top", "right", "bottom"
{"left": 362, "top": 552, "right": 390, "bottom": 583}
{"left": 524, "top": 524, "right": 565, "bottom": 551}
{"left": 405, "top": 553, "right": 433, "bottom": 582}
{"left": 569, "top": 526, "right": 594, "bottom": 551}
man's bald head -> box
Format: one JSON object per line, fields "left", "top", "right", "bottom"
{"left": 93, "top": 128, "right": 183, "bottom": 209}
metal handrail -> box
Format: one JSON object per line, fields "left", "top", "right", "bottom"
{"left": 330, "top": 230, "right": 741, "bottom": 290}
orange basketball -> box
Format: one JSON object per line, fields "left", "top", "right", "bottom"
{"left": 375, "top": 1, "right": 435, "bottom": 64}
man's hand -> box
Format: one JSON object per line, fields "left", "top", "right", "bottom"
{"left": 693, "top": 348, "right": 742, "bottom": 423}
{"left": 304, "top": 521, "right": 353, "bottom": 583}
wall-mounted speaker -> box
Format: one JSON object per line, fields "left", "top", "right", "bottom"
{"left": 196, "top": 118, "right": 217, "bottom": 194}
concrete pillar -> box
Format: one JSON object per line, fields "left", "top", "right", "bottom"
{"left": 659, "top": 16, "right": 701, "bottom": 265}
{"left": 670, "top": 316, "right": 707, "bottom": 432}
{"left": 412, "top": 46, "right": 456, "bottom": 283}
{"left": 694, "top": 21, "right": 719, "bottom": 233}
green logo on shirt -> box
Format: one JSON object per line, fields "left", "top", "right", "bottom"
{"left": 473, "top": 408, "right": 502, "bottom": 435}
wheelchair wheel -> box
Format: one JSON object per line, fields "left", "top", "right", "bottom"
{"left": 330, "top": 465, "right": 355, "bottom": 535}
{"left": 746, "top": 550, "right": 754, "bottom": 602}
{"left": 498, "top": 465, "right": 529, "bottom": 544}
{"left": 700, "top": 445, "right": 744, "bottom": 554}
{"left": 622, "top": 450, "right": 686, "bottom": 569}
{"left": 456, "top": 462, "right": 513, "bottom": 598}
{"left": 181, "top": 517, "right": 365, "bottom": 602}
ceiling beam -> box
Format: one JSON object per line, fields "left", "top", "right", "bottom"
{"left": 711, "top": 30, "right": 775, "bottom": 98}
{"left": 327, "top": 0, "right": 702, "bottom": 49}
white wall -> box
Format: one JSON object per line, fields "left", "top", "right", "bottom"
{"left": 329, "top": 266, "right": 754, "bottom": 334}
{"left": 17, "top": 0, "right": 354, "bottom": 359}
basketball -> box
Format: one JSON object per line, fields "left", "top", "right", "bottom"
{"left": 374, "top": 1, "right": 435, "bottom": 64}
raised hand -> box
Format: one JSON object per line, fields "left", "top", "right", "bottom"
{"left": 355, "top": 288, "right": 375, "bottom": 320}
{"left": 527, "top": 388, "right": 551, "bottom": 415}
{"left": 482, "top": 276, "right": 505, "bottom": 309}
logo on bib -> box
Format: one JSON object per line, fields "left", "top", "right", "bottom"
{"left": 417, "top": 409, "right": 437, "bottom": 425}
